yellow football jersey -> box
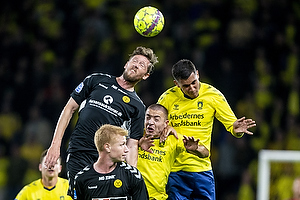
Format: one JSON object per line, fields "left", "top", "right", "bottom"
{"left": 137, "top": 134, "right": 186, "bottom": 200}
{"left": 157, "top": 82, "right": 237, "bottom": 172}
{"left": 15, "top": 177, "right": 72, "bottom": 200}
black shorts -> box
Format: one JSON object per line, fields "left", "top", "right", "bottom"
{"left": 66, "top": 151, "right": 98, "bottom": 198}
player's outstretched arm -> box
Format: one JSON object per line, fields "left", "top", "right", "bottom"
{"left": 160, "top": 125, "right": 178, "bottom": 143}
{"left": 183, "top": 135, "right": 209, "bottom": 158}
{"left": 233, "top": 117, "right": 256, "bottom": 137}
{"left": 44, "top": 97, "right": 79, "bottom": 169}
{"left": 126, "top": 138, "right": 139, "bottom": 167}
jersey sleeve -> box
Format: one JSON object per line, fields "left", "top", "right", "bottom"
{"left": 213, "top": 89, "right": 238, "bottom": 136}
{"left": 14, "top": 186, "right": 28, "bottom": 200}
{"left": 157, "top": 88, "right": 174, "bottom": 111}
{"left": 71, "top": 74, "right": 98, "bottom": 105}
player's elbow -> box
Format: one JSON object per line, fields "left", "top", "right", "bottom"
{"left": 198, "top": 146, "right": 209, "bottom": 158}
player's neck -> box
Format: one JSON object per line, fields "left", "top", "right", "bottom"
{"left": 116, "top": 76, "right": 135, "bottom": 92}
{"left": 93, "top": 159, "right": 117, "bottom": 174}
{"left": 42, "top": 176, "right": 58, "bottom": 188}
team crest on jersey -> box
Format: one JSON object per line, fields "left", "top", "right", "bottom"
{"left": 197, "top": 101, "right": 203, "bottom": 110}
{"left": 173, "top": 104, "right": 179, "bottom": 110}
{"left": 122, "top": 96, "right": 130, "bottom": 103}
{"left": 103, "top": 95, "right": 113, "bottom": 104}
{"left": 114, "top": 179, "right": 122, "bottom": 188}
{"left": 75, "top": 82, "right": 84, "bottom": 93}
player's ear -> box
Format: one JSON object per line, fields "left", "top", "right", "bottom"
{"left": 105, "top": 143, "right": 111, "bottom": 153}
{"left": 174, "top": 80, "right": 180, "bottom": 87}
{"left": 142, "top": 73, "right": 150, "bottom": 80}
{"left": 39, "top": 163, "right": 42, "bottom": 172}
{"left": 124, "top": 62, "right": 129, "bottom": 69}
{"left": 58, "top": 165, "right": 62, "bottom": 173}
{"left": 164, "top": 119, "right": 169, "bottom": 128}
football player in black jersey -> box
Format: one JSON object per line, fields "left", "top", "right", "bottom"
{"left": 44, "top": 46, "right": 158, "bottom": 198}
{"left": 73, "top": 124, "right": 148, "bottom": 200}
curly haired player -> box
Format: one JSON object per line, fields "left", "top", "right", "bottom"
{"left": 44, "top": 46, "right": 158, "bottom": 198}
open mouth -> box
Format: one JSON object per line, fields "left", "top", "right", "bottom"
{"left": 146, "top": 126, "right": 155, "bottom": 132}
{"left": 130, "top": 68, "right": 137, "bottom": 73}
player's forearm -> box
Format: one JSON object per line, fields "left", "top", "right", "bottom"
{"left": 51, "top": 111, "right": 71, "bottom": 147}
{"left": 188, "top": 145, "right": 209, "bottom": 158}
{"left": 127, "top": 149, "right": 138, "bottom": 167}
{"left": 51, "top": 98, "right": 78, "bottom": 147}
{"left": 126, "top": 139, "right": 138, "bottom": 167}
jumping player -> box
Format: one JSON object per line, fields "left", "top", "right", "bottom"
{"left": 158, "top": 59, "right": 256, "bottom": 199}
{"left": 44, "top": 46, "right": 158, "bottom": 198}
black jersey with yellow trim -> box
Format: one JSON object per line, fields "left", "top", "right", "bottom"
{"left": 74, "top": 162, "right": 149, "bottom": 200}
{"left": 68, "top": 73, "right": 145, "bottom": 153}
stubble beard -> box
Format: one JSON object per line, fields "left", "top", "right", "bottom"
{"left": 123, "top": 70, "right": 142, "bottom": 83}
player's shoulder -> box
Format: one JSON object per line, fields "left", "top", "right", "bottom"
{"left": 164, "top": 86, "right": 179, "bottom": 95}
{"left": 85, "top": 72, "right": 114, "bottom": 80}
{"left": 158, "top": 86, "right": 180, "bottom": 101}
{"left": 119, "top": 162, "right": 143, "bottom": 180}
{"left": 201, "top": 82, "right": 219, "bottom": 91}
{"left": 75, "top": 165, "right": 93, "bottom": 181}
{"left": 15, "top": 179, "right": 43, "bottom": 199}
{"left": 27, "top": 179, "right": 42, "bottom": 187}
{"left": 19, "top": 178, "right": 41, "bottom": 193}
{"left": 201, "top": 82, "right": 223, "bottom": 96}
{"left": 169, "top": 133, "right": 185, "bottom": 146}
{"left": 57, "top": 177, "right": 69, "bottom": 185}
{"left": 166, "top": 133, "right": 183, "bottom": 142}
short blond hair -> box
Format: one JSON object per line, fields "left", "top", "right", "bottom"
{"left": 94, "top": 124, "right": 128, "bottom": 152}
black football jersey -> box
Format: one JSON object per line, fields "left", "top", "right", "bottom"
{"left": 69, "top": 73, "right": 145, "bottom": 154}
{"left": 74, "top": 162, "right": 149, "bottom": 200}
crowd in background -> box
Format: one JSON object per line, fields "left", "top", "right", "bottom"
{"left": 0, "top": 0, "right": 299, "bottom": 199}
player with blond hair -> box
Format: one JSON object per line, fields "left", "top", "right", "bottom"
{"left": 73, "top": 124, "right": 148, "bottom": 200}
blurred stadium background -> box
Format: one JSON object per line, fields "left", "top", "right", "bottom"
{"left": 0, "top": 0, "right": 299, "bottom": 199}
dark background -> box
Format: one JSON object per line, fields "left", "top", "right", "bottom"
{"left": 0, "top": 0, "right": 299, "bottom": 199}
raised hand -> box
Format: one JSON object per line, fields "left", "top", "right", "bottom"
{"left": 44, "top": 145, "right": 60, "bottom": 169}
{"left": 160, "top": 125, "right": 178, "bottom": 143}
{"left": 233, "top": 117, "right": 256, "bottom": 136}
{"left": 183, "top": 135, "right": 209, "bottom": 158}
{"left": 139, "top": 135, "right": 155, "bottom": 153}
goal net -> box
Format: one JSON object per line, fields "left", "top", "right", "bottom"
{"left": 257, "top": 150, "right": 300, "bottom": 200}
